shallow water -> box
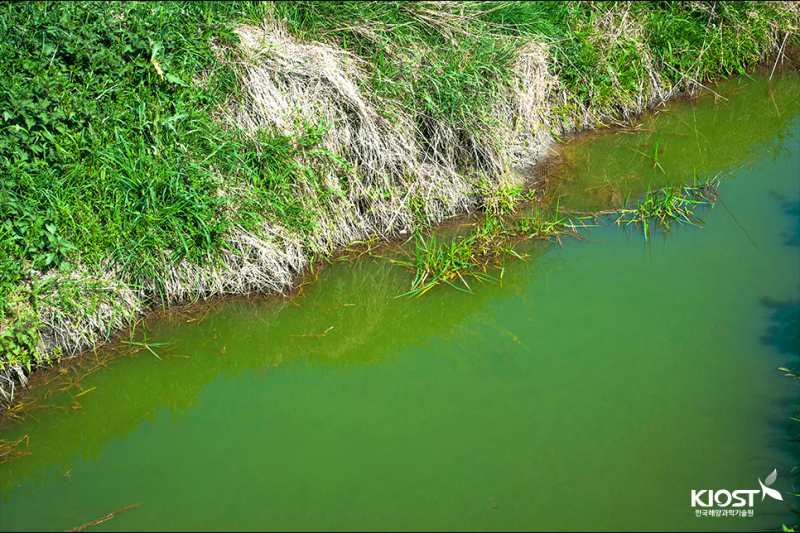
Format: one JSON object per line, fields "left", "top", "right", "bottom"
{"left": 1, "top": 72, "right": 799, "bottom": 531}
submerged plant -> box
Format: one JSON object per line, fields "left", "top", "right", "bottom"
{"left": 0, "top": 433, "right": 30, "bottom": 464}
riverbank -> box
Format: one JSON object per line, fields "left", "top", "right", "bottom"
{"left": 1, "top": 1, "right": 799, "bottom": 407}
{"left": 2, "top": 89, "right": 798, "bottom": 528}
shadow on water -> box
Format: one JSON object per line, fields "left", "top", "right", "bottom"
{"left": 761, "top": 191, "right": 800, "bottom": 527}
{"left": 760, "top": 191, "right": 800, "bottom": 360}
{"left": 0, "top": 243, "right": 563, "bottom": 496}
{"left": 761, "top": 297, "right": 800, "bottom": 358}
{"left": 782, "top": 200, "right": 800, "bottom": 248}
{"left": 763, "top": 295, "right": 800, "bottom": 526}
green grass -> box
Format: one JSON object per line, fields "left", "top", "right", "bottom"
{"left": 0, "top": 4, "right": 341, "bottom": 296}
{"left": 0, "top": 0, "right": 797, "bottom": 376}
{"left": 0, "top": 2, "right": 228, "bottom": 288}
{"left": 477, "top": 1, "right": 798, "bottom": 110}
{"left": 393, "top": 202, "right": 574, "bottom": 298}
{"left": 598, "top": 175, "right": 721, "bottom": 241}
{"left": 393, "top": 230, "right": 497, "bottom": 298}
{"left": 0, "top": 1, "right": 346, "bottom": 372}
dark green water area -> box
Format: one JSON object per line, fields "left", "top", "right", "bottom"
{"left": 1, "top": 72, "right": 799, "bottom": 531}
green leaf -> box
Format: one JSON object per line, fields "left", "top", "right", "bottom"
{"left": 165, "top": 74, "right": 188, "bottom": 87}
{"left": 150, "top": 41, "right": 164, "bottom": 62}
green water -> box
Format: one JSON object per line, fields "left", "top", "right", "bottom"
{"left": 556, "top": 72, "right": 800, "bottom": 213}
{"left": 1, "top": 72, "right": 799, "bottom": 531}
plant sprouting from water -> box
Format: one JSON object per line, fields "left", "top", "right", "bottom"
{"left": 609, "top": 174, "right": 720, "bottom": 241}
{"left": 121, "top": 323, "right": 169, "bottom": 361}
{"left": 393, "top": 230, "right": 500, "bottom": 298}
{"left": 393, "top": 199, "right": 578, "bottom": 298}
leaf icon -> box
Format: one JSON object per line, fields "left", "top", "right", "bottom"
{"left": 765, "top": 469, "right": 777, "bottom": 487}
{"left": 759, "top": 470, "right": 784, "bottom": 502}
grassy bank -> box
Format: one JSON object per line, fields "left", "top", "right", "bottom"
{"left": 1, "top": 0, "right": 798, "bottom": 405}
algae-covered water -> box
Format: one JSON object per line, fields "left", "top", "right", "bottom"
{"left": 1, "top": 72, "right": 799, "bottom": 531}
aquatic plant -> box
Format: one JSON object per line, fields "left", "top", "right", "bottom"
{"left": 393, "top": 200, "right": 578, "bottom": 298}
{"left": 393, "top": 230, "right": 498, "bottom": 298}
{"left": 121, "top": 325, "right": 169, "bottom": 361}
{"left": 0, "top": 433, "right": 30, "bottom": 464}
{"left": 571, "top": 171, "right": 719, "bottom": 242}
{"left": 621, "top": 182, "right": 713, "bottom": 240}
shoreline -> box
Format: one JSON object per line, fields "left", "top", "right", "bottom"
{"left": 2, "top": 63, "right": 795, "bottom": 413}
{"left": 1, "top": 2, "right": 798, "bottom": 408}
{"left": 0, "top": 71, "right": 768, "bottom": 420}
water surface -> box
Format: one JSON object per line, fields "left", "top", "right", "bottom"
{"left": 1, "top": 72, "right": 799, "bottom": 531}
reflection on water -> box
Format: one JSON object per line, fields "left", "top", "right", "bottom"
{"left": 0, "top": 244, "right": 561, "bottom": 496}
{"left": 557, "top": 72, "right": 800, "bottom": 213}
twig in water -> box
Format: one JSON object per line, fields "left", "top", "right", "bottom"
{"left": 713, "top": 151, "right": 768, "bottom": 181}
{"left": 769, "top": 33, "right": 791, "bottom": 83}
{"left": 65, "top": 503, "right": 140, "bottom": 532}
{"left": 74, "top": 387, "right": 96, "bottom": 398}
{"left": 288, "top": 326, "right": 334, "bottom": 339}
{"left": 716, "top": 196, "right": 758, "bottom": 250}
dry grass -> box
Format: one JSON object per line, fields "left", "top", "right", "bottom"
{"left": 228, "top": 22, "right": 486, "bottom": 231}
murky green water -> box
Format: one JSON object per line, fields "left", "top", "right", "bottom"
{"left": 1, "top": 72, "right": 799, "bottom": 531}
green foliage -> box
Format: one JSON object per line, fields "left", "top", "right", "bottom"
{"left": 0, "top": 313, "right": 42, "bottom": 372}
{"left": 612, "top": 178, "right": 720, "bottom": 241}
{"left": 272, "top": 1, "right": 516, "bottom": 152}
{"left": 227, "top": 121, "right": 347, "bottom": 235}
{"left": 394, "top": 228, "right": 500, "bottom": 298}
{"left": 269, "top": 0, "right": 798, "bottom": 139}
{"left": 394, "top": 203, "right": 569, "bottom": 298}
{"left": 477, "top": 179, "right": 524, "bottom": 218}
{"left": 0, "top": 0, "right": 796, "bottom": 373}
{"left": 479, "top": 1, "right": 798, "bottom": 109}
{"left": 0, "top": 2, "right": 231, "bottom": 291}
{"left": 0, "top": 2, "right": 341, "bottom": 301}
{"left": 643, "top": 0, "right": 791, "bottom": 83}
{"left": 1, "top": 179, "right": 75, "bottom": 273}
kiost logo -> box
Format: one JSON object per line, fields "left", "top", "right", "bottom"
{"left": 691, "top": 469, "right": 783, "bottom": 511}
